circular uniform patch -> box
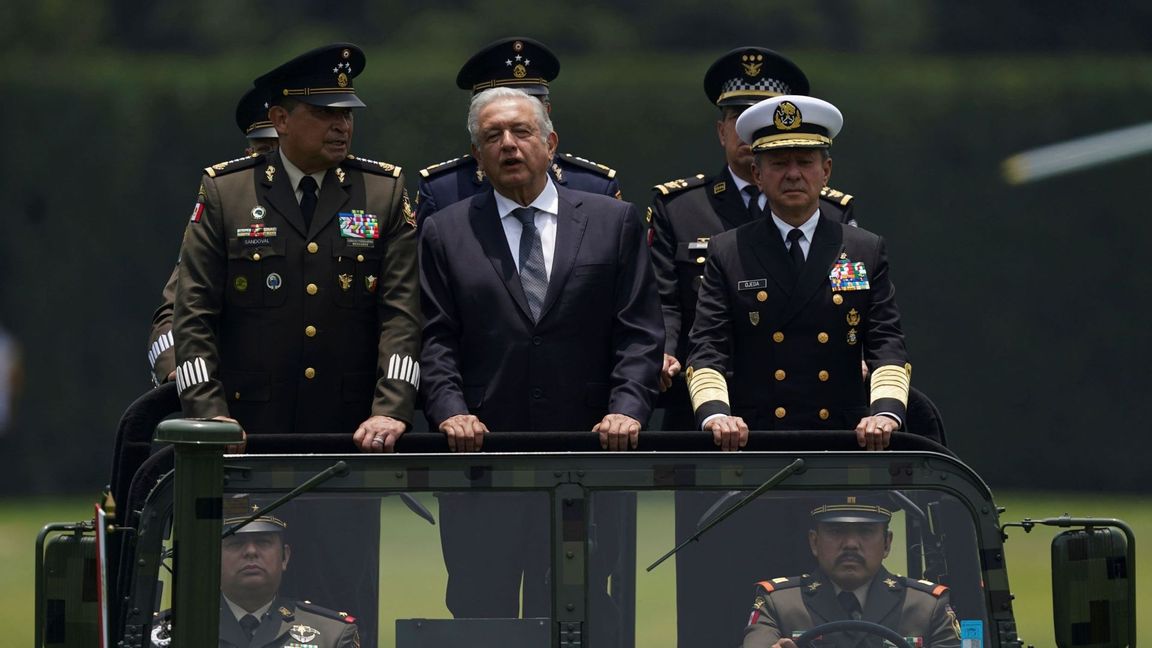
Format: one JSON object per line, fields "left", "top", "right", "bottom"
{"left": 266, "top": 272, "right": 283, "bottom": 291}
{"left": 234, "top": 276, "right": 248, "bottom": 292}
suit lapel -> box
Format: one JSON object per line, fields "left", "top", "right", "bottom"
{"left": 308, "top": 166, "right": 351, "bottom": 239}
{"left": 743, "top": 219, "right": 795, "bottom": 296}
{"left": 218, "top": 597, "right": 249, "bottom": 647}
{"left": 803, "top": 576, "right": 849, "bottom": 623}
{"left": 470, "top": 191, "right": 534, "bottom": 321}
{"left": 707, "top": 167, "right": 753, "bottom": 230}
{"left": 261, "top": 157, "right": 306, "bottom": 237}
{"left": 779, "top": 216, "right": 843, "bottom": 326}
{"left": 538, "top": 188, "right": 588, "bottom": 321}
{"left": 862, "top": 568, "right": 903, "bottom": 629}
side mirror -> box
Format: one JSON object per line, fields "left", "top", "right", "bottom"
{"left": 1051, "top": 522, "right": 1135, "bottom": 648}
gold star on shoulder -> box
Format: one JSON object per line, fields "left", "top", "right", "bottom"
{"left": 807, "top": 581, "right": 822, "bottom": 591}
{"left": 884, "top": 578, "right": 898, "bottom": 588}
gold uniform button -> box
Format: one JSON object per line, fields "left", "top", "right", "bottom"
{"left": 234, "top": 392, "right": 241, "bottom": 400}
{"left": 356, "top": 254, "right": 365, "bottom": 262}
{"left": 306, "top": 283, "right": 318, "bottom": 295}
{"left": 772, "top": 332, "right": 785, "bottom": 343}
{"left": 756, "top": 290, "right": 768, "bottom": 302}
{"left": 307, "top": 242, "right": 319, "bottom": 254}
{"left": 304, "top": 367, "right": 316, "bottom": 379}
{"left": 696, "top": 256, "right": 705, "bottom": 264}
{"left": 817, "top": 332, "right": 829, "bottom": 344}
{"left": 832, "top": 294, "right": 843, "bottom": 305}
{"left": 305, "top": 325, "right": 317, "bottom": 337}
{"left": 252, "top": 253, "right": 262, "bottom": 261}
{"left": 819, "top": 408, "right": 830, "bottom": 420}
{"left": 818, "top": 370, "right": 830, "bottom": 382}
{"left": 774, "top": 407, "right": 787, "bottom": 419}
{"left": 774, "top": 369, "right": 786, "bottom": 381}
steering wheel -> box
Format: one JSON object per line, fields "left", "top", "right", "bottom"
{"left": 794, "top": 620, "right": 914, "bottom": 648}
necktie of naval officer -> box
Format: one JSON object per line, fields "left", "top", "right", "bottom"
{"left": 786, "top": 228, "right": 805, "bottom": 275}
{"left": 744, "top": 185, "right": 763, "bottom": 221}
{"left": 239, "top": 613, "right": 260, "bottom": 640}
{"left": 298, "top": 175, "right": 319, "bottom": 230}
{"left": 513, "top": 207, "right": 548, "bottom": 321}
{"left": 837, "top": 591, "right": 863, "bottom": 620}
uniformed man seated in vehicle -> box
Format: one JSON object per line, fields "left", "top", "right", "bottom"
{"left": 151, "top": 509, "right": 360, "bottom": 648}
{"left": 742, "top": 495, "right": 960, "bottom": 648}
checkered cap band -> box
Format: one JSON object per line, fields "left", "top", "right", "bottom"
{"left": 721, "top": 76, "right": 793, "bottom": 97}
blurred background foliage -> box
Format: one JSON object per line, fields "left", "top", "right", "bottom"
{"left": 1, "top": 0, "right": 1150, "bottom": 493}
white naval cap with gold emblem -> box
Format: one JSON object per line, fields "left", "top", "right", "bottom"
{"left": 735, "top": 94, "right": 843, "bottom": 152}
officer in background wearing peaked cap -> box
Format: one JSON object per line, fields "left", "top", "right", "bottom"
{"left": 742, "top": 495, "right": 961, "bottom": 648}
{"left": 414, "top": 36, "right": 622, "bottom": 228}
{"left": 146, "top": 85, "right": 281, "bottom": 387}
{"left": 149, "top": 498, "right": 361, "bottom": 648}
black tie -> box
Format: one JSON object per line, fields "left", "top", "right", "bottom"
{"left": 239, "top": 613, "right": 260, "bottom": 640}
{"left": 786, "top": 228, "right": 805, "bottom": 274}
{"left": 837, "top": 591, "right": 863, "bottom": 620}
{"left": 744, "top": 186, "right": 763, "bottom": 221}
{"left": 513, "top": 207, "right": 548, "bottom": 321}
{"left": 299, "top": 175, "right": 319, "bottom": 230}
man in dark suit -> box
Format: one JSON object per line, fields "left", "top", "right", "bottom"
{"left": 687, "top": 93, "right": 910, "bottom": 447}
{"left": 173, "top": 43, "right": 421, "bottom": 449}
{"left": 415, "top": 37, "right": 621, "bottom": 228}
{"left": 743, "top": 496, "right": 961, "bottom": 648}
{"left": 419, "top": 87, "right": 663, "bottom": 623}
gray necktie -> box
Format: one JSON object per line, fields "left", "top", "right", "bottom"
{"left": 239, "top": 613, "right": 260, "bottom": 640}
{"left": 513, "top": 207, "right": 548, "bottom": 321}
{"left": 837, "top": 590, "right": 863, "bottom": 620}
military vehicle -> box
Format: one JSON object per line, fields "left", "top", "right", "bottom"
{"left": 36, "top": 383, "right": 1135, "bottom": 647}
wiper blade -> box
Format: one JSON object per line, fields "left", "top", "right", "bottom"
{"left": 646, "top": 457, "right": 805, "bottom": 571}
{"left": 222, "top": 460, "right": 349, "bottom": 538}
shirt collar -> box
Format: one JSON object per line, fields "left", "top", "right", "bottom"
{"left": 770, "top": 208, "right": 821, "bottom": 242}
{"left": 727, "top": 166, "right": 755, "bottom": 194}
{"left": 222, "top": 594, "right": 274, "bottom": 623}
{"left": 494, "top": 178, "right": 560, "bottom": 220}
{"left": 278, "top": 150, "right": 327, "bottom": 192}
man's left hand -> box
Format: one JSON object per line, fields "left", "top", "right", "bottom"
{"left": 593, "top": 414, "right": 641, "bottom": 451}
{"left": 354, "top": 415, "right": 406, "bottom": 453}
{"left": 854, "top": 415, "right": 898, "bottom": 451}
{"left": 659, "top": 354, "right": 682, "bottom": 392}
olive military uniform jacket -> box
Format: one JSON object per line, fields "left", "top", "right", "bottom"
{"left": 147, "top": 264, "right": 179, "bottom": 385}
{"left": 173, "top": 151, "right": 421, "bottom": 436}
{"left": 415, "top": 153, "right": 621, "bottom": 228}
{"left": 686, "top": 215, "right": 909, "bottom": 430}
{"left": 150, "top": 597, "right": 359, "bottom": 648}
{"left": 743, "top": 570, "right": 961, "bottom": 648}
{"left": 649, "top": 167, "right": 856, "bottom": 364}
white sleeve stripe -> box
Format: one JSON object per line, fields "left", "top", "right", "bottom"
{"left": 387, "top": 354, "right": 399, "bottom": 380}
{"left": 412, "top": 363, "right": 420, "bottom": 390}
{"left": 195, "top": 357, "right": 208, "bottom": 383}
{"left": 175, "top": 357, "right": 210, "bottom": 395}
{"left": 385, "top": 353, "right": 419, "bottom": 388}
{"left": 148, "top": 331, "right": 174, "bottom": 369}
{"left": 401, "top": 355, "right": 412, "bottom": 383}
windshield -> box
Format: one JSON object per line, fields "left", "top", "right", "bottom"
{"left": 135, "top": 450, "right": 996, "bottom": 648}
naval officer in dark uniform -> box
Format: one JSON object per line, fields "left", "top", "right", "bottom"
{"left": 147, "top": 85, "right": 280, "bottom": 386}
{"left": 173, "top": 43, "right": 420, "bottom": 448}
{"left": 686, "top": 94, "right": 909, "bottom": 444}
{"left": 743, "top": 496, "right": 961, "bottom": 648}
{"left": 415, "top": 37, "right": 621, "bottom": 227}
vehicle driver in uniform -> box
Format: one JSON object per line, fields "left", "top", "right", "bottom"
{"left": 415, "top": 36, "right": 622, "bottom": 228}
{"left": 150, "top": 506, "right": 360, "bottom": 648}
{"left": 148, "top": 85, "right": 279, "bottom": 386}
{"left": 743, "top": 495, "right": 961, "bottom": 648}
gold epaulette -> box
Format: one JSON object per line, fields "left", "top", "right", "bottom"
{"left": 203, "top": 153, "right": 263, "bottom": 178}
{"left": 418, "top": 155, "right": 472, "bottom": 178}
{"left": 820, "top": 185, "right": 855, "bottom": 207}
{"left": 558, "top": 153, "right": 617, "bottom": 179}
{"left": 345, "top": 154, "right": 402, "bottom": 177}
{"left": 653, "top": 174, "right": 707, "bottom": 196}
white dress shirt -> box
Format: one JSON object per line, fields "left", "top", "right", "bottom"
{"left": 770, "top": 209, "right": 821, "bottom": 259}
{"left": 493, "top": 179, "right": 560, "bottom": 280}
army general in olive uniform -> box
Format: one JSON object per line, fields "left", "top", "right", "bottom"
{"left": 415, "top": 37, "right": 621, "bottom": 227}
{"left": 173, "top": 44, "right": 420, "bottom": 449}
{"left": 743, "top": 496, "right": 960, "bottom": 648}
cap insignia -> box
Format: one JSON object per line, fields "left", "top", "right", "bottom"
{"left": 266, "top": 165, "right": 276, "bottom": 183}
{"left": 742, "top": 52, "right": 764, "bottom": 77}
{"left": 774, "top": 101, "right": 802, "bottom": 131}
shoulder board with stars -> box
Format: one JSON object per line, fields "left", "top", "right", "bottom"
{"left": 754, "top": 576, "right": 805, "bottom": 593}
{"left": 344, "top": 154, "right": 402, "bottom": 178}
{"left": 558, "top": 153, "right": 617, "bottom": 179}
{"left": 418, "top": 155, "right": 473, "bottom": 178}
{"left": 820, "top": 185, "right": 855, "bottom": 207}
{"left": 904, "top": 577, "right": 949, "bottom": 597}
{"left": 653, "top": 174, "right": 707, "bottom": 196}
{"left": 297, "top": 600, "right": 358, "bottom": 623}
{"left": 203, "top": 153, "right": 263, "bottom": 178}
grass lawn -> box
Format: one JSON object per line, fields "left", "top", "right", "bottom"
{"left": 8, "top": 491, "right": 1148, "bottom": 647}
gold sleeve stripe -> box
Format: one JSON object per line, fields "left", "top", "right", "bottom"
{"left": 870, "top": 364, "right": 910, "bottom": 406}
{"left": 687, "top": 367, "right": 730, "bottom": 411}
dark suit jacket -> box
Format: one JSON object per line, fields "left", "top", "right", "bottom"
{"left": 687, "top": 216, "right": 908, "bottom": 430}
{"left": 419, "top": 185, "right": 663, "bottom": 432}
{"left": 743, "top": 569, "right": 960, "bottom": 648}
